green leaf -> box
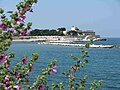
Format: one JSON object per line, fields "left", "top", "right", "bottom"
{"left": 80, "top": 55, "right": 85, "bottom": 59}
{"left": 85, "top": 42, "right": 90, "bottom": 48}
{"left": 62, "top": 72, "right": 66, "bottom": 75}
{"left": 0, "top": 8, "right": 4, "bottom": 14}
{"left": 7, "top": 11, "right": 13, "bottom": 13}
{"left": 0, "top": 29, "right": 2, "bottom": 34}
{"left": 84, "top": 60, "right": 88, "bottom": 63}
{"left": 70, "top": 54, "right": 79, "bottom": 61}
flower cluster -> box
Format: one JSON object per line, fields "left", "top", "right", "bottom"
{"left": 37, "top": 84, "right": 45, "bottom": 90}
{"left": 0, "top": 0, "right": 42, "bottom": 90}
{"left": 0, "top": 23, "right": 8, "bottom": 31}
{"left": 0, "top": 75, "right": 22, "bottom": 90}
{"left": 0, "top": 53, "right": 7, "bottom": 64}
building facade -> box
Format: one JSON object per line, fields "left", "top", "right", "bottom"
{"left": 66, "top": 26, "right": 95, "bottom": 36}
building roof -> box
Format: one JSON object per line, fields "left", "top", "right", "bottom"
{"left": 71, "top": 26, "right": 79, "bottom": 31}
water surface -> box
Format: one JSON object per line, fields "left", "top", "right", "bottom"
{"left": 7, "top": 38, "right": 120, "bottom": 90}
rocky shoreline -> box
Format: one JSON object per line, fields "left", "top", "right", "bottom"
{"left": 12, "top": 36, "right": 120, "bottom": 48}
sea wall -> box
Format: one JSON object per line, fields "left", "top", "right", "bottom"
{"left": 13, "top": 36, "right": 79, "bottom": 42}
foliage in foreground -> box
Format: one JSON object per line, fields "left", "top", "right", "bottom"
{"left": 0, "top": 0, "right": 103, "bottom": 90}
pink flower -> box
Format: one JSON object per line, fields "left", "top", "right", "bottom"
{"left": 37, "top": 84, "right": 45, "bottom": 90}
{"left": 5, "top": 75, "right": 9, "bottom": 81}
{"left": 19, "top": 10, "right": 23, "bottom": 14}
{"left": 18, "top": 14, "right": 26, "bottom": 20}
{"left": 68, "top": 75, "right": 74, "bottom": 79}
{"left": 0, "top": 53, "right": 7, "bottom": 64}
{"left": 1, "top": 75, "right": 9, "bottom": 86}
{"left": 20, "top": 29, "right": 28, "bottom": 36}
{"left": 14, "top": 70, "right": 19, "bottom": 76}
{"left": 0, "top": 83, "right": 3, "bottom": 86}
{"left": 16, "top": 18, "right": 24, "bottom": 24}
{"left": 20, "top": 31, "right": 27, "bottom": 36}
{"left": 6, "top": 64, "right": 10, "bottom": 70}
{"left": 9, "top": 29, "right": 14, "bottom": 33}
{"left": 13, "top": 85, "right": 21, "bottom": 90}
{"left": 0, "top": 23, "right": 7, "bottom": 31}
{"left": 29, "top": 8, "right": 33, "bottom": 12}
{"left": 5, "top": 87, "right": 10, "bottom": 90}
{"left": 71, "top": 66, "right": 75, "bottom": 71}
{"left": 21, "top": 57, "right": 27, "bottom": 64}
{"left": 52, "top": 66, "right": 57, "bottom": 73}
{"left": 21, "top": 14, "right": 26, "bottom": 19}
{"left": 24, "top": 6, "right": 30, "bottom": 10}
{"left": 6, "top": 82, "right": 10, "bottom": 88}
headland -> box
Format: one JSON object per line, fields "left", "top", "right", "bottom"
{"left": 12, "top": 26, "right": 120, "bottom": 48}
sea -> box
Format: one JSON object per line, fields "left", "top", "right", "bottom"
{"left": 7, "top": 38, "right": 120, "bottom": 90}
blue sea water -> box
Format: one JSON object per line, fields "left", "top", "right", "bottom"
{"left": 7, "top": 38, "right": 120, "bottom": 90}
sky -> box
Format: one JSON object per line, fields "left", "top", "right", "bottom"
{"left": 0, "top": 0, "right": 120, "bottom": 37}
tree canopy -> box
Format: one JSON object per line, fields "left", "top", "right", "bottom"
{"left": 29, "top": 28, "right": 66, "bottom": 36}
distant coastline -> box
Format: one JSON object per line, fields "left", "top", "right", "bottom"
{"left": 13, "top": 26, "right": 108, "bottom": 42}
{"left": 12, "top": 36, "right": 120, "bottom": 48}
{"left": 12, "top": 35, "right": 106, "bottom": 42}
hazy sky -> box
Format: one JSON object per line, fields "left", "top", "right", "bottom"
{"left": 0, "top": 0, "right": 120, "bottom": 37}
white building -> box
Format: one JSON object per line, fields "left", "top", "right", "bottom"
{"left": 70, "top": 26, "right": 79, "bottom": 31}
{"left": 66, "top": 26, "right": 100, "bottom": 39}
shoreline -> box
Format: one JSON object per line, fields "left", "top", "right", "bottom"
{"left": 12, "top": 38, "right": 120, "bottom": 48}
{"left": 37, "top": 42, "right": 120, "bottom": 48}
